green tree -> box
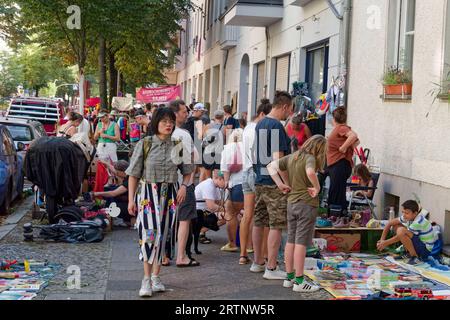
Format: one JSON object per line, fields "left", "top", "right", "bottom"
{"left": 0, "top": 51, "right": 23, "bottom": 97}
{"left": 1, "top": 0, "right": 192, "bottom": 108}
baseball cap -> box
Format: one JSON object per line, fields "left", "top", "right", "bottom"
{"left": 134, "top": 108, "right": 146, "bottom": 118}
{"left": 193, "top": 103, "right": 206, "bottom": 111}
{"left": 98, "top": 110, "right": 108, "bottom": 118}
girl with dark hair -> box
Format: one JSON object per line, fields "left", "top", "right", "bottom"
{"left": 353, "top": 164, "right": 374, "bottom": 198}
{"left": 126, "top": 107, "right": 195, "bottom": 298}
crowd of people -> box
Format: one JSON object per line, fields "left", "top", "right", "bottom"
{"left": 57, "top": 92, "right": 443, "bottom": 298}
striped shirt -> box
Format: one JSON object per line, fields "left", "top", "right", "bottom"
{"left": 400, "top": 214, "right": 439, "bottom": 252}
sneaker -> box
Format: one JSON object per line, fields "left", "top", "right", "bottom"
{"left": 221, "top": 243, "right": 239, "bottom": 252}
{"left": 407, "top": 257, "right": 421, "bottom": 265}
{"left": 293, "top": 279, "right": 320, "bottom": 293}
{"left": 283, "top": 278, "right": 294, "bottom": 288}
{"left": 139, "top": 277, "right": 152, "bottom": 297}
{"left": 151, "top": 276, "right": 165, "bottom": 292}
{"left": 113, "top": 218, "right": 129, "bottom": 228}
{"left": 250, "top": 262, "right": 266, "bottom": 273}
{"left": 316, "top": 217, "right": 332, "bottom": 228}
{"left": 263, "top": 267, "right": 287, "bottom": 280}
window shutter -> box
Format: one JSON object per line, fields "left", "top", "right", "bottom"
{"left": 256, "top": 62, "right": 265, "bottom": 106}
{"left": 275, "top": 55, "right": 290, "bottom": 92}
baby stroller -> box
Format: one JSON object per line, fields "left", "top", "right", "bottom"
{"left": 25, "top": 134, "right": 96, "bottom": 224}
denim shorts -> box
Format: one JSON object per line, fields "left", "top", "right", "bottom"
{"left": 242, "top": 168, "right": 256, "bottom": 194}
{"left": 230, "top": 184, "right": 244, "bottom": 203}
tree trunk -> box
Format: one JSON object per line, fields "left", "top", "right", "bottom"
{"left": 79, "top": 71, "right": 85, "bottom": 115}
{"left": 99, "top": 37, "right": 108, "bottom": 110}
{"left": 108, "top": 49, "right": 118, "bottom": 106}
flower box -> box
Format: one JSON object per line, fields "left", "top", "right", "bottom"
{"left": 383, "top": 83, "right": 412, "bottom": 96}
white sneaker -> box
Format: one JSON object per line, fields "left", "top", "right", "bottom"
{"left": 283, "top": 279, "right": 294, "bottom": 288}
{"left": 263, "top": 267, "right": 287, "bottom": 280}
{"left": 139, "top": 277, "right": 153, "bottom": 297}
{"left": 151, "top": 275, "right": 165, "bottom": 292}
{"left": 250, "top": 262, "right": 266, "bottom": 273}
{"left": 293, "top": 280, "right": 320, "bottom": 293}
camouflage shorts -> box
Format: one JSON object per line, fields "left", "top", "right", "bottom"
{"left": 254, "top": 185, "right": 288, "bottom": 229}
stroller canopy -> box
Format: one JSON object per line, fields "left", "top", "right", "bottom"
{"left": 25, "top": 137, "right": 87, "bottom": 199}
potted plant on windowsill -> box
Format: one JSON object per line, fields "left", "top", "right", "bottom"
{"left": 428, "top": 66, "right": 450, "bottom": 105}
{"left": 382, "top": 66, "right": 412, "bottom": 96}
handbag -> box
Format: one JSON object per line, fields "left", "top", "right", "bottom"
{"left": 228, "top": 143, "right": 243, "bottom": 173}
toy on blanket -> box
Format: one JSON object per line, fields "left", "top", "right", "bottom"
{"left": 0, "top": 260, "right": 17, "bottom": 271}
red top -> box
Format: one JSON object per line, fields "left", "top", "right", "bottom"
{"left": 286, "top": 123, "right": 308, "bottom": 149}
{"left": 327, "top": 124, "right": 354, "bottom": 167}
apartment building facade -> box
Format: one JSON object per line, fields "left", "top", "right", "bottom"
{"left": 347, "top": 0, "right": 450, "bottom": 244}
{"left": 175, "top": 0, "right": 347, "bottom": 117}
{"left": 175, "top": 0, "right": 450, "bottom": 244}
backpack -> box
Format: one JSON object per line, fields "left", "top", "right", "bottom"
{"left": 130, "top": 123, "right": 141, "bottom": 142}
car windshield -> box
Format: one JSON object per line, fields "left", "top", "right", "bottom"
{"left": 5, "top": 125, "right": 32, "bottom": 141}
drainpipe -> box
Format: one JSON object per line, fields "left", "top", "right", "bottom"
{"left": 328, "top": 0, "right": 352, "bottom": 107}
{"left": 264, "top": 27, "right": 270, "bottom": 99}
{"left": 342, "top": 0, "right": 352, "bottom": 107}
{"left": 221, "top": 49, "right": 229, "bottom": 108}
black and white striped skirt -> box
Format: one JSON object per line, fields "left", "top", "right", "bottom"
{"left": 136, "top": 182, "right": 177, "bottom": 265}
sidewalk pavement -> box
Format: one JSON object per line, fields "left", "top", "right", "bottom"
{"left": 0, "top": 200, "right": 331, "bottom": 300}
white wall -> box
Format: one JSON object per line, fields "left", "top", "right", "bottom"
{"left": 347, "top": 0, "right": 450, "bottom": 243}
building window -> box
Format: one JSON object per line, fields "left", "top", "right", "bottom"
{"left": 275, "top": 55, "right": 291, "bottom": 93}
{"left": 386, "top": 0, "right": 416, "bottom": 75}
{"left": 254, "top": 62, "right": 266, "bottom": 112}
{"left": 305, "top": 43, "right": 329, "bottom": 104}
{"left": 443, "top": 0, "right": 450, "bottom": 91}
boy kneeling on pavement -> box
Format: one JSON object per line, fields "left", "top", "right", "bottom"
{"left": 377, "top": 200, "right": 442, "bottom": 265}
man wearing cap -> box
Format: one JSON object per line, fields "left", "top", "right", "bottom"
{"left": 94, "top": 110, "right": 121, "bottom": 162}
{"left": 135, "top": 108, "right": 153, "bottom": 137}
{"left": 182, "top": 102, "right": 210, "bottom": 142}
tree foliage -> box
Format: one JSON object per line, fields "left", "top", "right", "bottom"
{"left": 0, "top": 0, "right": 192, "bottom": 99}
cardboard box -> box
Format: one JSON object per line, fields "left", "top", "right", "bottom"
{"left": 316, "top": 231, "right": 361, "bottom": 253}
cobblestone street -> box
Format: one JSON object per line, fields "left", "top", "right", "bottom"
{"left": 0, "top": 199, "right": 331, "bottom": 300}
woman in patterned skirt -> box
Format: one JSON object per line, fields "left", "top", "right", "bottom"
{"left": 127, "top": 108, "right": 194, "bottom": 298}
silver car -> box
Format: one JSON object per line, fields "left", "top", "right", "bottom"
{"left": 0, "top": 117, "right": 47, "bottom": 152}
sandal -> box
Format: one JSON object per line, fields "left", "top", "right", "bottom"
{"left": 176, "top": 259, "right": 200, "bottom": 268}
{"left": 199, "top": 235, "right": 212, "bottom": 244}
{"left": 239, "top": 256, "right": 251, "bottom": 265}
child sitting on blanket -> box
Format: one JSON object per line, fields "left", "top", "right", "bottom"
{"left": 377, "top": 200, "right": 442, "bottom": 265}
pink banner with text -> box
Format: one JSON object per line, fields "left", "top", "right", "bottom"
{"left": 136, "top": 86, "right": 181, "bottom": 104}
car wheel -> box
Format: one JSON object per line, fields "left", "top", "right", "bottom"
{"left": 0, "top": 183, "right": 12, "bottom": 215}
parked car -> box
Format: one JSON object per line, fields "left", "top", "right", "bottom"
{"left": 6, "top": 97, "right": 66, "bottom": 136}
{"left": 0, "top": 124, "right": 25, "bottom": 214}
{"left": 0, "top": 117, "right": 47, "bottom": 152}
